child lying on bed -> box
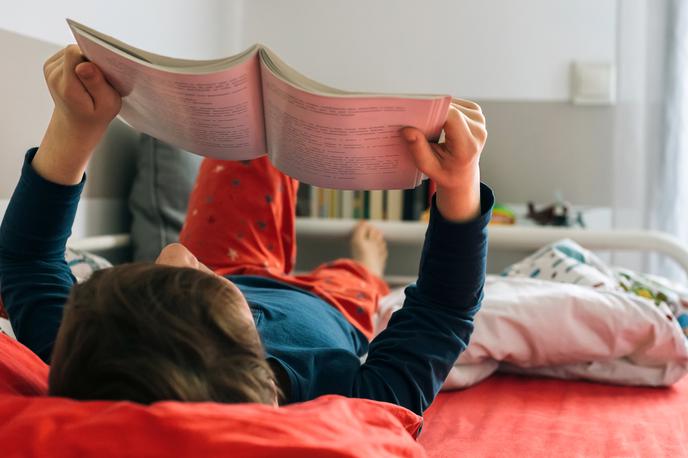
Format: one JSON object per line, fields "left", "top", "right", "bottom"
{"left": 0, "top": 45, "right": 492, "bottom": 416}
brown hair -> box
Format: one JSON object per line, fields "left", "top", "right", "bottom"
{"left": 48, "top": 263, "right": 276, "bottom": 405}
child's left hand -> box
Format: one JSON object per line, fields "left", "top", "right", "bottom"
{"left": 402, "top": 100, "right": 487, "bottom": 222}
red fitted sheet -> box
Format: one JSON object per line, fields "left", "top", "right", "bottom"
{"left": 420, "top": 374, "right": 688, "bottom": 457}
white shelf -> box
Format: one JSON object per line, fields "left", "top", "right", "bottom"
{"left": 296, "top": 218, "right": 428, "bottom": 243}
{"left": 293, "top": 218, "right": 688, "bottom": 275}
{"left": 67, "top": 219, "right": 688, "bottom": 279}
{"left": 295, "top": 202, "right": 612, "bottom": 241}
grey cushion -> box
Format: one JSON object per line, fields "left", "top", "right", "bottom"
{"left": 128, "top": 135, "right": 202, "bottom": 261}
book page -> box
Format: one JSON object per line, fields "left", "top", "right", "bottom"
{"left": 70, "top": 23, "right": 266, "bottom": 160}
{"left": 260, "top": 53, "right": 451, "bottom": 190}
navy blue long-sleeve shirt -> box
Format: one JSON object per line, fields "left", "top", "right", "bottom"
{"left": 0, "top": 148, "right": 493, "bottom": 415}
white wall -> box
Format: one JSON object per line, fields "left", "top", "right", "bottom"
{"left": 239, "top": 0, "right": 617, "bottom": 100}
{"left": 0, "top": 0, "right": 238, "bottom": 184}
{"left": 0, "top": 0, "right": 242, "bottom": 238}
{"left": 234, "top": 0, "right": 621, "bottom": 209}
{"left": 0, "top": 0, "right": 233, "bottom": 58}
{"left": 2, "top": 0, "right": 617, "bottom": 99}
{"left": 1, "top": 0, "right": 647, "bottom": 243}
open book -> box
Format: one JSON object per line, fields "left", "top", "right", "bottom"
{"left": 68, "top": 19, "right": 452, "bottom": 190}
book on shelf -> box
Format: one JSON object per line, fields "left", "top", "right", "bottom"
{"left": 68, "top": 19, "right": 453, "bottom": 190}
{"left": 296, "top": 183, "right": 311, "bottom": 217}
{"left": 352, "top": 191, "right": 365, "bottom": 219}
{"left": 369, "top": 191, "right": 384, "bottom": 220}
{"left": 297, "top": 182, "right": 432, "bottom": 221}
{"left": 340, "top": 191, "right": 354, "bottom": 220}
{"left": 386, "top": 190, "right": 404, "bottom": 221}
{"left": 403, "top": 187, "right": 426, "bottom": 221}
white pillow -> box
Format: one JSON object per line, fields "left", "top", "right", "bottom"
{"left": 377, "top": 275, "right": 688, "bottom": 388}
{"left": 65, "top": 248, "right": 112, "bottom": 283}
{"left": 501, "top": 238, "right": 618, "bottom": 289}
{"left": 462, "top": 276, "right": 687, "bottom": 380}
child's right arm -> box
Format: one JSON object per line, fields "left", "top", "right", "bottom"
{"left": 0, "top": 45, "right": 120, "bottom": 361}
{"left": 33, "top": 45, "right": 121, "bottom": 186}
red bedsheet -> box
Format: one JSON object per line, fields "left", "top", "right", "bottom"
{"left": 420, "top": 374, "right": 688, "bottom": 457}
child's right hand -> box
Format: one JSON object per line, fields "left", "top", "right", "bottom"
{"left": 33, "top": 45, "right": 122, "bottom": 185}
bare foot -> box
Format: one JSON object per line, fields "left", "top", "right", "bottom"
{"left": 350, "top": 221, "right": 388, "bottom": 277}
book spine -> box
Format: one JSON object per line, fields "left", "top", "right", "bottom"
{"left": 309, "top": 186, "right": 319, "bottom": 218}
{"left": 386, "top": 189, "right": 403, "bottom": 221}
{"left": 353, "top": 191, "right": 364, "bottom": 219}
{"left": 296, "top": 184, "right": 311, "bottom": 217}
{"left": 318, "top": 188, "right": 326, "bottom": 218}
{"left": 324, "top": 189, "right": 333, "bottom": 218}
{"left": 402, "top": 189, "right": 416, "bottom": 220}
{"left": 341, "top": 190, "right": 354, "bottom": 219}
{"left": 402, "top": 185, "right": 428, "bottom": 221}
{"left": 363, "top": 191, "right": 370, "bottom": 219}
{"left": 381, "top": 190, "right": 387, "bottom": 220}
{"left": 369, "top": 190, "right": 384, "bottom": 220}
{"left": 333, "top": 190, "right": 341, "bottom": 218}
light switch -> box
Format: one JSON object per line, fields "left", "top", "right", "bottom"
{"left": 571, "top": 62, "right": 616, "bottom": 105}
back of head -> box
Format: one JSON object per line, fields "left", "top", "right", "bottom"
{"left": 49, "top": 263, "right": 276, "bottom": 405}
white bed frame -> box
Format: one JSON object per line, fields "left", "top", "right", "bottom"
{"left": 67, "top": 220, "right": 688, "bottom": 283}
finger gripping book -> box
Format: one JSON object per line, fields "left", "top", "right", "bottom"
{"left": 68, "top": 19, "right": 451, "bottom": 190}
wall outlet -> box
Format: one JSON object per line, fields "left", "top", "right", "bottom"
{"left": 571, "top": 62, "right": 616, "bottom": 105}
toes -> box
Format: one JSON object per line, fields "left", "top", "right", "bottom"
{"left": 351, "top": 221, "right": 387, "bottom": 246}
{"left": 366, "top": 225, "right": 382, "bottom": 240}
{"left": 352, "top": 220, "right": 368, "bottom": 240}
{"left": 372, "top": 227, "right": 386, "bottom": 244}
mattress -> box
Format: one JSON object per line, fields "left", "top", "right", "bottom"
{"left": 420, "top": 374, "right": 688, "bottom": 457}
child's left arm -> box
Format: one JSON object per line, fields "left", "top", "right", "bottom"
{"left": 304, "top": 102, "right": 492, "bottom": 416}
{"left": 0, "top": 45, "right": 120, "bottom": 361}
